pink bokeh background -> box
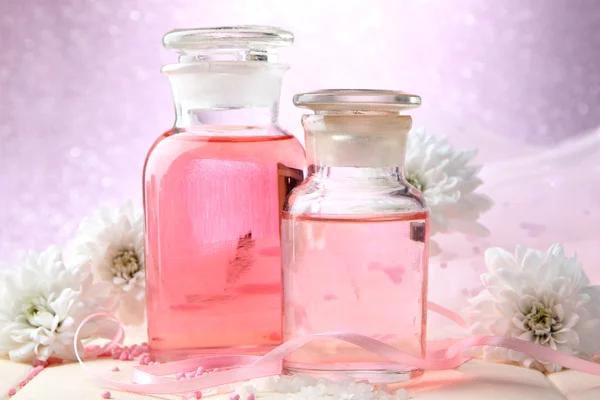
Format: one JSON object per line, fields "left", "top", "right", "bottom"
{"left": 0, "top": 0, "right": 599, "bottom": 295}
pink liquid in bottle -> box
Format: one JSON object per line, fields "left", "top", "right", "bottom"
{"left": 144, "top": 129, "right": 304, "bottom": 360}
{"left": 282, "top": 212, "right": 428, "bottom": 382}
{"left": 145, "top": 26, "right": 302, "bottom": 360}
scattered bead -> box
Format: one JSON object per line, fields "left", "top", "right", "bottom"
{"left": 246, "top": 394, "right": 255, "bottom": 400}
{"left": 7, "top": 387, "right": 17, "bottom": 397}
{"left": 18, "top": 380, "right": 26, "bottom": 387}
{"left": 176, "top": 372, "right": 185, "bottom": 380}
{"left": 131, "top": 347, "right": 142, "bottom": 357}
{"left": 101, "top": 390, "right": 112, "bottom": 399}
{"left": 196, "top": 367, "right": 204, "bottom": 374}
{"left": 140, "top": 355, "right": 151, "bottom": 365}
{"left": 24, "top": 365, "right": 45, "bottom": 381}
{"left": 111, "top": 366, "right": 120, "bottom": 372}
{"left": 185, "top": 372, "right": 195, "bottom": 379}
{"left": 47, "top": 357, "right": 64, "bottom": 365}
{"left": 213, "top": 368, "right": 220, "bottom": 372}
{"left": 32, "top": 359, "right": 49, "bottom": 368}
{"left": 195, "top": 391, "right": 203, "bottom": 399}
{"left": 119, "top": 352, "right": 130, "bottom": 361}
{"left": 229, "top": 394, "right": 240, "bottom": 400}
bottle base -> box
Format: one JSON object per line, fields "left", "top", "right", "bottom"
{"left": 150, "top": 343, "right": 280, "bottom": 362}
{"left": 283, "top": 362, "right": 424, "bottom": 384}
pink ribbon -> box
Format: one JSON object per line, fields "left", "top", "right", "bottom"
{"left": 74, "top": 303, "right": 600, "bottom": 395}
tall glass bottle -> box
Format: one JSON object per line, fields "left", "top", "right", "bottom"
{"left": 282, "top": 89, "right": 428, "bottom": 383}
{"left": 144, "top": 26, "right": 305, "bottom": 360}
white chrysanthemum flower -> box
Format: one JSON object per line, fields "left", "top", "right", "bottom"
{"left": 405, "top": 128, "right": 493, "bottom": 243}
{"left": 69, "top": 202, "right": 145, "bottom": 326}
{"left": 0, "top": 246, "right": 117, "bottom": 363}
{"left": 464, "top": 243, "right": 600, "bottom": 373}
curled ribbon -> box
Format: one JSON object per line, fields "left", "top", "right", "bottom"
{"left": 74, "top": 303, "right": 600, "bottom": 395}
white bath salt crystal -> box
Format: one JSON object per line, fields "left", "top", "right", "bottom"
{"left": 298, "top": 374, "right": 317, "bottom": 387}
{"left": 289, "top": 375, "right": 307, "bottom": 392}
{"left": 299, "top": 386, "right": 317, "bottom": 398}
{"left": 317, "top": 383, "right": 331, "bottom": 396}
{"left": 235, "top": 385, "right": 257, "bottom": 398}
{"left": 275, "top": 376, "right": 293, "bottom": 392}
{"left": 257, "top": 376, "right": 280, "bottom": 391}
{"left": 355, "top": 382, "right": 374, "bottom": 393}
{"left": 395, "top": 388, "right": 409, "bottom": 400}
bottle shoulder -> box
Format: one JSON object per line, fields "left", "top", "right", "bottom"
{"left": 143, "top": 126, "right": 305, "bottom": 178}
{"left": 284, "top": 177, "right": 428, "bottom": 217}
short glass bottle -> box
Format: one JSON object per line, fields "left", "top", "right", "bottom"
{"left": 143, "top": 26, "right": 305, "bottom": 360}
{"left": 282, "top": 89, "right": 429, "bottom": 383}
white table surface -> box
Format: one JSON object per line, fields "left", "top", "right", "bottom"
{"left": 2, "top": 327, "right": 599, "bottom": 400}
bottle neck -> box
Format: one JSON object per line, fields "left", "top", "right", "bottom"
{"left": 309, "top": 165, "right": 405, "bottom": 187}
{"left": 163, "top": 62, "right": 286, "bottom": 129}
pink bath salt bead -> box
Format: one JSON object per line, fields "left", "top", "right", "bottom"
{"left": 196, "top": 366, "right": 205, "bottom": 373}
{"left": 128, "top": 354, "right": 134, "bottom": 361}
{"left": 176, "top": 372, "right": 185, "bottom": 380}
{"left": 25, "top": 369, "right": 38, "bottom": 380}
{"left": 18, "top": 380, "right": 27, "bottom": 387}
{"left": 101, "top": 390, "right": 112, "bottom": 399}
{"left": 32, "top": 359, "right": 49, "bottom": 367}
{"left": 119, "top": 352, "right": 129, "bottom": 361}
{"left": 195, "top": 391, "right": 203, "bottom": 399}
{"left": 7, "top": 387, "right": 17, "bottom": 397}
{"left": 185, "top": 372, "right": 195, "bottom": 379}
{"left": 246, "top": 394, "right": 255, "bottom": 400}
{"left": 229, "top": 394, "right": 240, "bottom": 400}
{"left": 47, "top": 356, "right": 64, "bottom": 365}
{"left": 111, "top": 366, "right": 120, "bottom": 372}
{"left": 131, "top": 347, "right": 142, "bottom": 356}
{"left": 213, "top": 368, "right": 220, "bottom": 372}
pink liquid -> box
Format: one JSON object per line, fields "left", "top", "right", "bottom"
{"left": 281, "top": 212, "right": 429, "bottom": 382}
{"left": 144, "top": 129, "right": 304, "bottom": 360}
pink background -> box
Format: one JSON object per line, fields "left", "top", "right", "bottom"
{"left": 1, "top": 0, "right": 599, "bottom": 292}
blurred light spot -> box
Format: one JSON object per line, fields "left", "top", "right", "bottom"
{"left": 130, "top": 10, "right": 141, "bottom": 21}
{"left": 577, "top": 103, "right": 589, "bottom": 115}
{"left": 70, "top": 147, "right": 82, "bottom": 158}
{"left": 101, "top": 177, "right": 113, "bottom": 188}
